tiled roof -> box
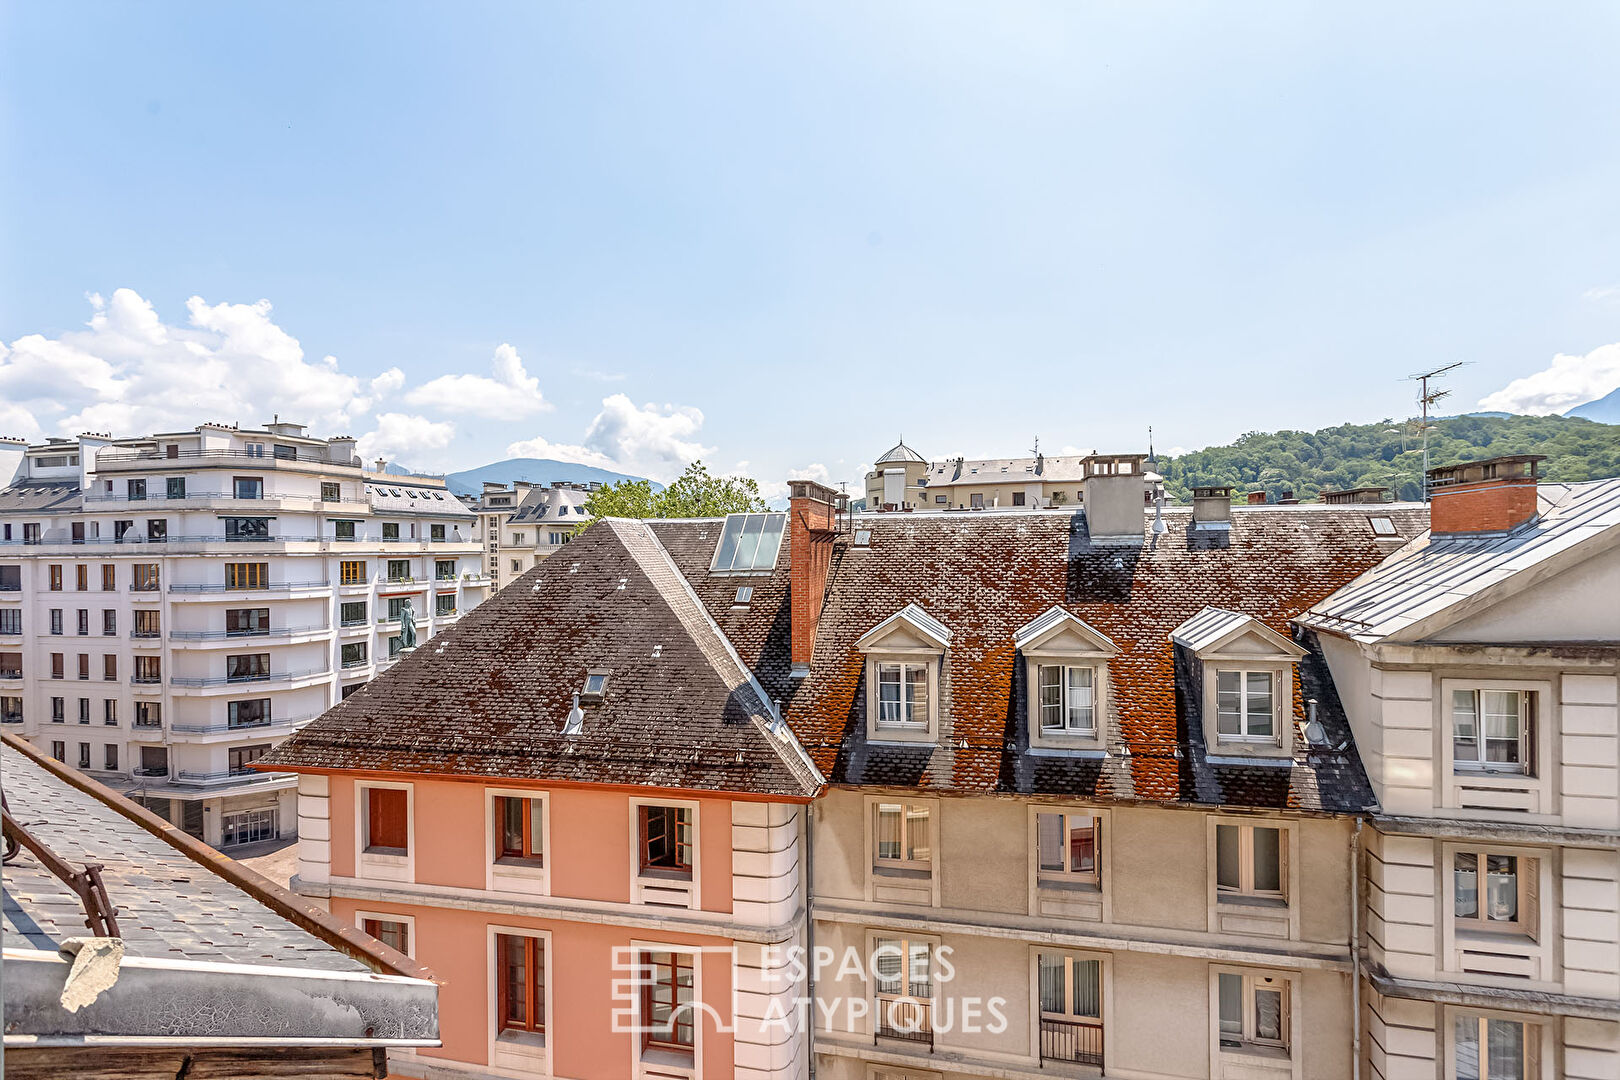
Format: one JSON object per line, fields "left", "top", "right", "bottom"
{"left": 657, "top": 505, "right": 1427, "bottom": 812}
{"left": 1, "top": 743, "right": 365, "bottom": 970}
{"left": 1301, "top": 478, "right": 1620, "bottom": 643}
{"left": 262, "top": 519, "right": 821, "bottom": 798}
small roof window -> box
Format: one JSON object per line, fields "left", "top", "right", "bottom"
{"left": 710, "top": 513, "right": 786, "bottom": 574}
{"left": 582, "top": 671, "right": 608, "bottom": 697}
{"left": 733, "top": 586, "right": 753, "bottom": 606}
{"left": 1368, "top": 515, "right": 1398, "bottom": 537}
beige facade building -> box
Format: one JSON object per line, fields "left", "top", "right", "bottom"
{"left": 462, "top": 480, "right": 598, "bottom": 589}
{"left": 1304, "top": 457, "right": 1620, "bottom": 1080}
{"left": 865, "top": 441, "right": 1163, "bottom": 512}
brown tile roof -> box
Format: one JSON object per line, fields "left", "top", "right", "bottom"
{"left": 260, "top": 519, "right": 821, "bottom": 798}
{"left": 660, "top": 504, "right": 1427, "bottom": 812}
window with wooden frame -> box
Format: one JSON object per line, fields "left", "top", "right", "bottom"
{"left": 495, "top": 933, "right": 546, "bottom": 1036}
{"left": 132, "top": 563, "right": 159, "bottom": 591}
{"left": 638, "top": 805, "right": 693, "bottom": 879}
{"left": 50, "top": 652, "right": 64, "bottom": 679}
{"left": 365, "top": 787, "right": 409, "bottom": 855}
{"left": 1037, "top": 953, "right": 1103, "bottom": 1066}
{"left": 1452, "top": 688, "right": 1535, "bottom": 776}
{"left": 103, "top": 655, "right": 117, "bottom": 681}
{"left": 48, "top": 564, "right": 62, "bottom": 591}
{"left": 1453, "top": 1014, "right": 1538, "bottom": 1080}
{"left": 638, "top": 951, "right": 694, "bottom": 1055}
{"left": 340, "top": 560, "right": 367, "bottom": 585}
{"left": 873, "top": 802, "right": 932, "bottom": 870}
{"left": 100, "top": 565, "right": 116, "bottom": 591}
{"left": 1036, "top": 811, "right": 1100, "bottom": 884}
{"left": 872, "top": 936, "right": 934, "bottom": 1042}
{"left": 75, "top": 565, "right": 88, "bottom": 591}
{"left": 1217, "top": 972, "right": 1289, "bottom": 1053}
{"left": 362, "top": 917, "right": 409, "bottom": 954}
{"left": 494, "top": 795, "right": 544, "bottom": 865}
{"left": 225, "top": 562, "right": 268, "bottom": 590}
{"left": 1214, "top": 669, "right": 1278, "bottom": 741}
{"left": 1215, "top": 823, "right": 1285, "bottom": 902}
{"left": 1037, "top": 664, "right": 1097, "bottom": 736}
{"left": 1454, "top": 850, "right": 1538, "bottom": 939}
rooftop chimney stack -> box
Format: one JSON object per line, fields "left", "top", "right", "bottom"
{"left": 1191, "top": 485, "right": 1234, "bottom": 528}
{"left": 1246, "top": 491, "right": 1267, "bottom": 505}
{"left": 1081, "top": 454, "right": 1148, "bottom": 544}
{"left": 1428, "top": 455, "right": 1545, "bottom": 537}
{"left": 1321, "top": 486, "right": 1391, "bottom": 505}
{"left": 788, "top": 479, "right": 840, "bottom": 677}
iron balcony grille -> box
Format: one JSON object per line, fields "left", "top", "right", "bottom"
{"left": 168, "top": 668, "right": 328, "bottom": 687}
{"left": 1040, "top": 1017, "right": 1104, "bottom": 1066}
{"left": 874, "top": 998, "right": 933, "bottom": 1048}
{"left": 168, "top": 580, "right": 330, "bottom": 593}
{"left": 167, "top": 624, "right": 328, "bottom": 640}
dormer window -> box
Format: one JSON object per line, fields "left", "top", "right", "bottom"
{"left": 857, "top": 604, "right": 951, "bottom": 744}
{"left": 1016, "top": 607, "right": 1118, "bottom": 752}
{"left": 1171, "top": 606, "right": 1305, "bottom": 762}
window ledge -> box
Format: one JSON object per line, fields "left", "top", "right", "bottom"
{"left": 639, "top": 1047, "right": 696, "bottom": 1069}
{"left": 494, "top": 856, "right": 547, "bottom": 871}
{"left": 1454, "top": 926, "right": 1536, "bottom": 947}
{"left": 1217, "top": 893, "right": 1288, "bottom": 911}
{"left": 1219, "top": 1042, "right": 1290, "bottom": 1063}
{"left": 362, "top": 847, "right": 408, "bottom": 861}
{"left": 638, "top": 867, "right": 694, "bottom": 883}
{"left": 1037, "top": 876, "right": 1101, "bottom": 895}
{"left": 1028, "top": 743, "right": 1107, "bottom": 758}
{"left": 1452, "top": 766, "right": 1536, "bottom": 782}
{"left": 496, "top": 1030, "right": 547, "bottom": 1051}
{"left": 1206, "top": 752, "right": 1293, "bottom": 768}
{"left": 873, "top": 864, "right": 933, "bottom": 882}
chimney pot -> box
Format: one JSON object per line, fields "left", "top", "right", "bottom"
{"left": 1428, "top": 455, "right": 1544, "bottom": 536}
{"left": 1191, "top": 485, "right": 1234, "bottom": 528}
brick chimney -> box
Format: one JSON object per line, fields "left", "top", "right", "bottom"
{"left": 1428, "top": 455, "right": 1545, "bottom": 537}
{"left": 788, "top": 480, "right": 840, "bottom": 678}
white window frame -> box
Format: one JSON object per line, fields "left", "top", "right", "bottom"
{"left": 875, "top": 661, "right": 930, "bottom": 730}
{"left": 1030, "top": 947, "right": 1109, "bottom": 1070}
{"left": 1213, "top": 820, "right": 1289, "bottom": 901}
{"left": 1033, "top": 808, "right": 1104, "bottom": 887}
{"left": 1209, "top": 965, "right": 1300, "bottom": 1074}
{"left": 485, "top": 787, "right": 551, "bottom": 895}
{"left": 1036, "top": 663, "right": 1099, "bottom": 737}
{"left": 486, "top": 924, "right": 554, "bottom": 1076}
{"left": 354, "top": 779, "right": 414, "bottom": 883}
{"left": 1449, "top": 845, "right": 1537, "bottom": 938}
{"left": 1447, "top": 682, "right": 1538, "bottom": 777}
{"left": 354, "top": 909, "right": 416, "bottom": 958}
{"left": 1213, "top": 666, "right": 1283, "bottom": 742}
{"left": 872, "top": 800, "right": 933, "bottom": 872}
{"left": 867, "top": 930, "right": 939, "bottom": 1045}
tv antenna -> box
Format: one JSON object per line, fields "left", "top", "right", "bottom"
{"left": 1408, "top": 362, "right": 1467, "bottom": 501}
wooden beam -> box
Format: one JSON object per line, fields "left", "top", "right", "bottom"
{"left": 2, "top": 1046, "right": 384, "bottom": 1080}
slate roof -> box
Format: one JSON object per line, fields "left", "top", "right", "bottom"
{"left": 2, "top": 741, "right": 365, "bottom": 970}
{"left": 262, "top": 519, "right": 821, "bottom": 798}
{"left": 874, "top": 441, "right": 927, "bottom": 465}
{"left": 1301, "top": 477, "right": 1620, "bottom": 643}
{"left": 0, "top": 480, "right": 83, "bottom": 515}
{"left": 366, "top": 480, "right": 474, "bottom": 519}
{"left": 509, "top": 484, "right": 592, "bottom": 524}
{"left": 924, "top": 455, "right": 1096, "bottom": 488}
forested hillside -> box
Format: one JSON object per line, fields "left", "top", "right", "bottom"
{"left": 1159, "top": 414, "right": 1620, "bottom": 503}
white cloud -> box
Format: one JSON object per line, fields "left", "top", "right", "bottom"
{"left": 503, "top": 433, "right": 618, "bottom": 470}
{"left": 370, "top": 367, "right": 406, "bottom": 396}
{"left": 0, "top": 288, "right": 378, "bottom": 440}
{"left": 580, "top": 394, "right": 713, "bottom": 482}
{"left": 758, "top": 462, "right": 835, "bottom": 503}
{"left": 1477, "top": 343, "right": 1620, "bottom": 415}
{"left": 405, "top": 343, "right": 552, "bottom": 420}
{"left": 1582, "top": 286, "right": 1620, "bottom": 308}
{"left": 356, "top": 413, "right": 456, "bottom": 466}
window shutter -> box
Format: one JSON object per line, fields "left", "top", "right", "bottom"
{"left": 1523, "top": 857, "right": 1540, "bottom": 942}
{"left": 368, "top": 788, "right": 407, "bottom": 851}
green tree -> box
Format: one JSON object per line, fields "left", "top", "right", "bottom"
{"left": 581, "top": 460, "right": 769, "bottom": 529}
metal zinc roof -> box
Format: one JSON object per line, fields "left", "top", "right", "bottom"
{"left": 1013, "top": 605, "right": 1118, "bottom": 651}
{"left": 1169, "top": 606, "right": 1254, "bottom": 652}
{"left": 1301, "top": 477, "right": 1620, "bottom": 643}
{"left": 857, "top": 602, "right": 953, "bottom": 649}
{"left": 874, "top": 441, "right": 927, "bottom": 465}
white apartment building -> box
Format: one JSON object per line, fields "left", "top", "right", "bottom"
{"left": 462, "top": 480, "right": 597, "bottom": 589}
{"left": 0, "top": 421, "right": 491, "bottom": 849}
{"left": 1303, "top": 456, "right": 1620, "bottom": 1080}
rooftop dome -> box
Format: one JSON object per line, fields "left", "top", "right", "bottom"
{"left": 874, "top": 440, "right": 926, "bottom": 465}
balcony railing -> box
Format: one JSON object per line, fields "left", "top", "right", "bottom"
{"left": 129, "top": 583, "right": 162, "bottom": 593}
{"left": 132, "top": 717, "right": 163, "bottom": 729}
{"left": 169, "top": 667, "right": 327, "bottom": 688}
{"left": 1040, "top": 1018, "right": 1104, "bottom": 1066}
{"left": 874, "top": 998, "right": 933, "bottom": 1048}
{"left": 169, "top": 580, "right": 330, "bottom": 593}
{"left": 340, "top": 656, "right": 370, "bottom": 669}
{"left": 169, "top": 715, "right": 310, "bottom": 734}
{"left": 168, "top": 624, "right": 327, "bottom": 640}
{"left": 94, "top": 446, "right": 361, "bottom": 468}
{"left": 1, "top": 713, "right": 23, "bottom": 725}
{"left": 129, "top": 630, "right": 163, "bottom": 639}
{"left": 0, "top": 669, "right": 24, "bottom": 680}
{"left": 174, "top": 767, "right": 284, "bottom": 786}
{"left": 131, "top": 765, "right": 170, "bottom": 777}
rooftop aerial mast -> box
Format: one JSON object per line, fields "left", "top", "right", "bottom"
{"left": 1409, "top": 362, "right": 1466, "bottom": 501}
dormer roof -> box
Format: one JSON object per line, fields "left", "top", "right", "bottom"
{"left": 855, "top": 603, "right": 952, "bottom": 651}
{"left": 1013, "top": 606, "right": 1119, "bottom": 655}
{"left": 1170, "top": 606, "right": 1307, "bottom": 659}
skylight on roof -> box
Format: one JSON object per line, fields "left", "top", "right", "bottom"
{"left": 1369, "top": 515, "right": 1398, "bottom": 537}
{"left": 583, "top": 671, "right": 608, "bottom": 696}
{"left": 710, "top": 513, "right": 786, "bottom": 574}
{"left": 734, "top": 586, "right": 753, "bottom": 606}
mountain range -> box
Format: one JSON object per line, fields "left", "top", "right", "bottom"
{"left": 440, "top": 457, "right": 655, "bottom": 497}
{"left": 1567, "top": 386, "right": 1620, "bottom": 424}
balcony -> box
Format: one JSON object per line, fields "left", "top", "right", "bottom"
{"left": 874, "top": 998, "right": 933, "bottom": 1049}
{"left": 1040, "top": 1018, "right": 1104, "bottom": 1067}
{"left": 169, "top": 714, "right": 312, "bottom": 736}
{"left": 168, "top": 624, "right": 329, "bottom": 642}
{"left": 173, "top": 768, "right": 286, "bottom": 787}
{"left": 93, "top": 446, "right": 362, "bottom": 471}
{"left": 1, "top": 713, "right": 22, "bottom": 725}
{"left": 340, "top": 655, "right": 370, "bottom": 670}
{"left": 131, "top": 765, "right": 170, "bottom": 778}
{"left": 168, "top": 580, "right": 330, "bottom": 594}
{"left": 132, "top": 718, "right": 163, "bottom": 730}
{"left": 169, "top": 667, "right": 327, "bottom": 688}
{"left": 0, "top": 668, "right": 23, "bottom": 681}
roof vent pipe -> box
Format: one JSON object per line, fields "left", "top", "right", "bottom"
{"left": 563, "top": 694, "right": 584, "bottom": 736}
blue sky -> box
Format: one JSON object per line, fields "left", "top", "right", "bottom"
{"left": 4, "top": 3, "right": 1619, "bottom": 489}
